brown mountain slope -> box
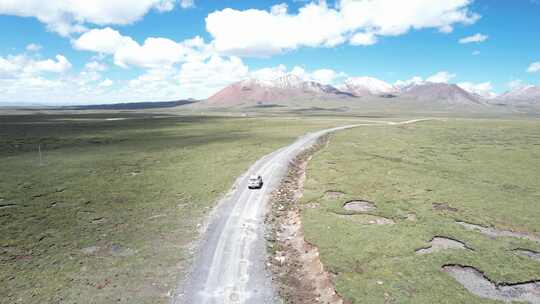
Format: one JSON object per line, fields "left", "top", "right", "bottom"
{"left": 201, "top": 75, "right": 353, "bottom": 107}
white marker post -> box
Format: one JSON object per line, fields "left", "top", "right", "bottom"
{"left": 38, "top": 143, "right": 43, "bottom": 166}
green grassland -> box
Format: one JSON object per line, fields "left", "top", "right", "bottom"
{"left": 0, "top": 113, "right": 346, "bottom": 304}
{"left": 300, "top": 119, "right": 540, "bottom": 303}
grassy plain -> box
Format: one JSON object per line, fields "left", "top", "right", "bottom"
{"left": 0, "top": 113, "right": 347, "bottom": 304}
{"left": 300, "top": 118, "right": 540, "bottom": 303}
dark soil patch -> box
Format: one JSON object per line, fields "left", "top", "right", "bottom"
{"left": 337, "top": 214, "right": 395, "bottom": 225}
{"left": 343, "top": 200, "right": 376, "bottom": 212}
{"left": 443, "top": 264, "right": 540, "bottom": 303}
{"left": 406, "top": 213, "right": 417, "bottom": 221}
{"left": 457, "top": 221, "right": 540, "bottom": 243}
{"left": 324, "top": 190, "right": 345, "bottom": 199}
{"left": 415, "top": 236, "right": 472, "bottom": 255}
{"left": 514, "top": 249, "right": 540, "bottom": 262}
{"left": 432, "top": 202, "right": 458, "bottom": 212}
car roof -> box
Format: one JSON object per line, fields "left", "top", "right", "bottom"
{"left": 249, "top": 174, "right": 261, "bottom": 178}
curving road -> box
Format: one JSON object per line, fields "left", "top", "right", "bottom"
{"left": 174, "top": 119, "right": 429, "bottom": 304}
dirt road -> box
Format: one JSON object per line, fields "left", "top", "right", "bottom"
{"left": 174, "top": 119, "right": 429, "bottom": 304}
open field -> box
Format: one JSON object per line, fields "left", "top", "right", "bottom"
{"left": 0, "top": 113, "right": 351, "bottom": 304}
{"left": 300, "top": 118, "right": 540, "bottom": 303}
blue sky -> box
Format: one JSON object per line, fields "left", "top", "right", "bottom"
{"left": 0, "top": 0, "right": 539, "bottom": 104}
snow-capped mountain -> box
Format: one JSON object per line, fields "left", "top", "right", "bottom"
{"left": 203, "top": 74, "right": 352, "bottom": 106}
{"left": 394, "top": 77, "right": 425, "bottom": 90}
{"left": 265, "top": 74, "right": 345, "bottom": 94}
{"left": 201, "top": 73, "right": 540, "bottom": 110}
{"left": 339, "top": 77, "right": 397, "bottom": 96}
{"left": 497, "top": 85, "right": 540, "bottom": 104}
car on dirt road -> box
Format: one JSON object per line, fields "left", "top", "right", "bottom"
{"left": 248, "top": 175, "right": 263, "bottom": 189}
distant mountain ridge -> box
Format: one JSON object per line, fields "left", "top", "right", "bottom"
{"left": 203, "top": 74, "right": 353, "bottom": 107}
{"left": 400, "top": 82, "right": 482, "bottom": 105}
{"left": 0, "top": 100, "right": 197, "bottom": 110}
{"left": 68, "top": 100, "right": 196, "bottom": 110}
{"left": 203, "top": 74, "right": 490, "bottom": 107}
{"left": 496, "top": 85, "right": 540, "bottom": 104}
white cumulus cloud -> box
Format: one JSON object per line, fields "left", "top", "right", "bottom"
{"left": 527, "top": 62, "right": 540, "bottom": 73}
{"left": 73, "top": 27, "right": 137, "bottom": 54}
{"left": 394, "top": 76, "right": 425, "bottom": 88}
{"left": 0, "top": 54, "right": 71, "bottom": 78}
{"left": 309, "top": 68, "right": 347, "bottom": 84}
{"left": 459, "top": 33, "right": 488, "bottom": 44}
{"left": 73, "top": 28, "right": 211, "bottom": 68}
{"left": 178, "top": 55, "right": 249, "bottom": 98}
{"left": 30, "top": 55, "right": 72, "bottom": 73}
{"left": 457, "top": 82, "right": 495, "bottom": 98}
{"left": 98, "top": 78, "right": 114, "bottom": 87}
{"left": 206, "top": 0, "right": 480, "bottom": 56}
{"left": 250, "top": 64, "right": 288, "bottom": 82}
{"left": 288, "top": 66, "right": 346, "bottom": 84}
{"left": 507, "top": 79, "right": 524, "bottom": 89}
{"left": 180, "top": 0, "right": 195, "bottom": 9}
{"left": 25, "top": 43, "right": 42, "bottom": 52}
{"left": 84, "top": 61, "right": 107, "bottom": 72}
{"left": 426, "top": 71, "right": 456, "bottom": 83}
{"left": 350, "top": 32, "right": 377, "bottom": 46}
{"left": 270, "top": 3, "right": 288, "bottom": 15}
{"left": 249, "top": 64, "right": 345, "bottom": 85}
{"left": 115, "top": 37, "right": 193, "bottom": 68}
{"left": 0, "top": 52, "right": 77, "bottom": 103}
{"left": 110, "top": 55, "right": 249, "bottom": 101}
{"left": 395, "top": 71, "right": 457, "bottom": 87}
{"left": 0, "top": 0, "right": 186, "bottom": 36}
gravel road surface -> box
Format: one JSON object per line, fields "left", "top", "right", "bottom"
{"left": 175, "top": 120, "right": 428, "bottom": 304}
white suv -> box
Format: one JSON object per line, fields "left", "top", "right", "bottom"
{"left": 248, "top": 175, "right": 263, "bottom": 189}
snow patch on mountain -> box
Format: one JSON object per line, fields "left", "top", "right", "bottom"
{"left": 498, "top": 85, "right": 540, "bottom": 102}
{"left": 339, "top": 77, "right": 397, "bottom": 96}
{"left": 204, "top": 73, "right": 351, "bottom": 106}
